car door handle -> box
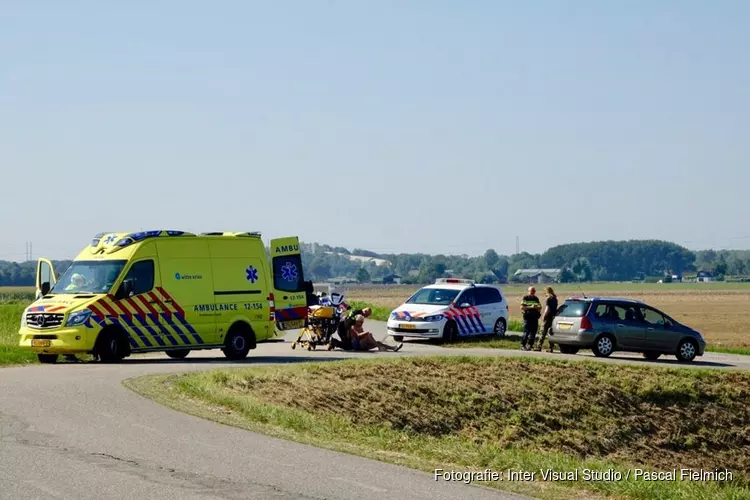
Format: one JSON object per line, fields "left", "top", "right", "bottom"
{"left": 616, "top": 324, "right": 625, "bottom": 327}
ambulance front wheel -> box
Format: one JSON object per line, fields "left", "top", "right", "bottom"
{"left": 166, "top": 349, "right": 190, "bottom": 359}
{"left": 95, "top": 327, "right": 129, "bottom": 363}
{"left": 37, "top": 354, "right": 59, "bottom": 364}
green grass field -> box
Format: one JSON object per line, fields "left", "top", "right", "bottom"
{"left": 126, "top": 356, "right": 750, "bottom": 500}
{"left": 0, "top": 299, "right": 37, "bottom": 365}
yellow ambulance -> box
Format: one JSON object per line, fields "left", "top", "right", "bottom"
{"left": 18, "top": 230, "right": 309, "bottom": 363}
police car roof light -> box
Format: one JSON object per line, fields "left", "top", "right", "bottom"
{"left": 435, "top": 278, "right": 475, "bottom": 285}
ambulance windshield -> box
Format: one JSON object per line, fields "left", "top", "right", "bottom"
{"left": 50, "top": 260, "right": 127, "bottom": 295}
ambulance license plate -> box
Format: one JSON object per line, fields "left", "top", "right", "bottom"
{"left": 284, "top": 320, "right": 305, "bottom": 330}
{"left": 400, "top": 324, "right": 416, "bottom": 329}
{"left": 31, "top": 339, "right": 51, "bottom": 347}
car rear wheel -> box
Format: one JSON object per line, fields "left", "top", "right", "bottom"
{"left": 676, "top": 339, "right": 698, "bottom": 362}
{"left": 166, "top": 349, "right": 190, "bottom": 359}
{"left": 392, "top": 335, "right": 404, "bottom": 342}
{"left": 643, "top": 351, "right": 661, "bottom": 361}
{"left": 592, "top": 334, "right": 615, "bottom": 358}
{"left": 442, "top": 321, "right": 458, "bottom": 343}
{"left": 559, "top": 345, "right": 579, "bottom": 355}
{"left": 493, "top": 318, "right": 507, "bottom": 338}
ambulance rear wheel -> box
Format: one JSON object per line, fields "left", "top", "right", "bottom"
{"left": 223, "top": 324, "right": 254, "bottom": 360}
{"left": 166, "top": 349, "right": 190, "bottom": 359}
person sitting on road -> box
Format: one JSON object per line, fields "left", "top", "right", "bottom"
{"left": 349, "top": 315, "right": 402, "bottom": 352}
{"left": 328, "top": 307, "right": 372, "bottom": 350}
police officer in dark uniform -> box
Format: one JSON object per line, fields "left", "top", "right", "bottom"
{"left": 520, "top": 286, "right": 542, "bottom": 350}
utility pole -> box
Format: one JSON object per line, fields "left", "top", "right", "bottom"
{"left": 30, "top": 242, "right": 32, "bottom": 262}
{"left": 515, "top": 236, "right": 519, "bottom": 254}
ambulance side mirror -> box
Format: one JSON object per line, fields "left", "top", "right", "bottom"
{"left": 116, "top": 279, "right": 135, "bottom": 300}
{"left": 41, "top": 282, "right": 51, "bottom": 296}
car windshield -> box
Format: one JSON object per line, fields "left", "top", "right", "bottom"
{"left": 49, "top": 260, "right": 127, "bottom": 295}
{"left": 556, "top": 300, "right": 590, "bottom": 317}
{"left": 406, "top": 288, "right": 460, "bottom": 305}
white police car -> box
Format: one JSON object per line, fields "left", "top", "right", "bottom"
{"left": 386, "top": 278, "right": 509, "bottom": 342}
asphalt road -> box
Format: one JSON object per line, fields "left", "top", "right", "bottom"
{"left": 2, "top": 320, "right": 748, "bottom": 500}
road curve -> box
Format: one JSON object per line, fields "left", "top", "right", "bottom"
{"left": 1, "top": 321, "right": 748, "bottom": 500}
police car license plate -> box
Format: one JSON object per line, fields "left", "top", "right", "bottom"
{"left": 400, "top": 324, "right": 416, "bottom": 329}
{"left": 31, "top": 339, "right": 51, "bottom": 347}
{"left": 283, "top": 320, "right": 305, "bottom": 330}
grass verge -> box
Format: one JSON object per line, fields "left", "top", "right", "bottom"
{"left": 0, "top": 301, "right": 36, "bottom": 366}
{"left": 125, "top": 356, "right": 750, "bottom": 500}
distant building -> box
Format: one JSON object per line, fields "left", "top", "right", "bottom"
{"left": 382, "top": 274, "right": 403, "bottom": 285}
{"left": 513, "top": 268, "right": 562, "bottom": 284}
{"left": 696, "top": 270, "right": 715, "bottom": 283}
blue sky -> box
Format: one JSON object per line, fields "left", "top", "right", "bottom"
{"left": 1, "top": 1, "right": 747, "bottom": 260}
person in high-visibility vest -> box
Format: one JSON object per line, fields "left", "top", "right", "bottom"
{"left": 520, "top": 286, "right": 542, "bottom": 350}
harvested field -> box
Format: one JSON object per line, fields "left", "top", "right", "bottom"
{"left": 343, "top": 283, "right": 750, "bottom": 348}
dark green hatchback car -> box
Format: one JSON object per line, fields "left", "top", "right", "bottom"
{"left": 550, "top": 296, "right": 706, "bottom": 362}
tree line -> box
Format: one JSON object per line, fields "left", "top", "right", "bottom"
{"left": 301, "top": 240, "right": 750, "bottom": 284}
{"left": 0, "top": 240, "right": 748, "bottom": 287}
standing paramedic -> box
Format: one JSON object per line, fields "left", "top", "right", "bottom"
{"left": 520, "top": 286, "right": 542, "bottom": 351}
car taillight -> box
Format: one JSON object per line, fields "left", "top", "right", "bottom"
{"left": 580, "top": 316, "right": 593, "bottom": 330}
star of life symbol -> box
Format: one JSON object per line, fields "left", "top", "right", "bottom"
{"left": 245, "top": 266, "right": 258, "bottom": 283}
{"left": 104, "top": 234, "right": 117, "bottom": 244}
{"left": 281, "top": 262, "right": 298, "bottom": 282}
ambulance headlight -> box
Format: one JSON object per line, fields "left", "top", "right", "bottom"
{"left": 20, "top": 313, "right": 27, "bottom": 328}
{"left": 424, "top": 314, "right": 444, "bottom": 322}
{"left": 66, "top": 310, "right": 92, "bottom": 327}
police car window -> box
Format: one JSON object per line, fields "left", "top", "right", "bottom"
{"left": 406, "top": 288, "right": 459, "bottom": 305}
{"left": 475, "top": 287, "right": 501, "bottom": 305}
{"left": 124, "top": 260, "right": 155, "bottom": 296}
{"left": 457, "top": 289, "right": 475, "bottom": 306}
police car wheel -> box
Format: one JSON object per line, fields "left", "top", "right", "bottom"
{"left": 493, "top": 318, "right": 507, "bottom": 338}
{"left": 442, "top": 321, "right": 458, "bottom": 342}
